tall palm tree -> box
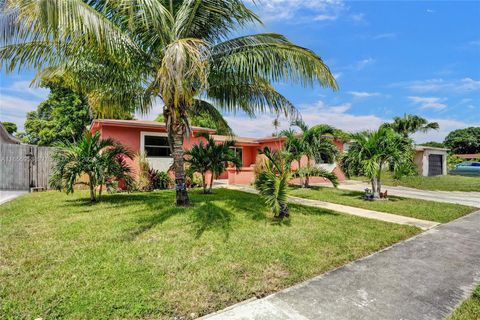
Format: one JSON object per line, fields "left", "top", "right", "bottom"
{"left": 1, "top": 0, "right": 337, "bottom": 206}
{"left": 341, "top": 127, "right": 413, "bottom": 198}
{"left": 50, "top": 131, "right": 133, "bottom": 202}
{"left": 385, "top": 114, "right": 439, "bottom": 138}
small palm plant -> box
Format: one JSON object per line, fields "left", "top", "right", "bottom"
{"left": 254, "top": 147, "right": 291, "bottom": 219}
{"left": 185, "top": 134, "right": 240, "bottom": 193}
{"left": 50, "top": 131, "right": 133, "bottom": 202}
{"left": 342, "top": 127, "right": 413, "bottom": 199}
{"left": 281, "top": 120, "right": 339, "bottom": 187}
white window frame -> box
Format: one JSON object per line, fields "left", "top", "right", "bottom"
{"left": 140, "top": 131, "right": 171, "bottom": 158}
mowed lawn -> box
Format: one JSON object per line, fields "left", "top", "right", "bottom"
{"left": 449, "top": 285, "right": 480, "bottom": 320}
{"left": 351, "top": 172, "right": 480, "bottom": 192}
{"left": 1, "top": 189, "right": 419, "bottom": 319}
{"left": 289, "top": 186, "right": 475, "bottom": 223}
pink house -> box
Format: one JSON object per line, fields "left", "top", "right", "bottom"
{"left": 90, "top": 119, "right": 346, "bottom": 186}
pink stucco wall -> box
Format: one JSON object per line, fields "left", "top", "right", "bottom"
{"left": 92, "top": 120, "right": 347, "bottom": 187}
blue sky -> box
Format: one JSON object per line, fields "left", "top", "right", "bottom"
{"left": 1, "top": 0, "right": 479, "bottom": 142}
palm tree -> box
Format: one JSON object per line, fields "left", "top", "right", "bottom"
{"left": 385, "top": 114, "right": 439, "bottom": 138}
{"left": 254, "top": 147, "right": 291, "bottom": 219}
{"left": 341, "top": 127, "right": 413, "bottom": 198}
{"left": 281, "top": 120, "right": 338, "bottom": 187}
{"left": 185, "top": 133, "right": 240, "bottom": 193}
{"left": 1, "top": 0, "right": 337, "bottom": 206}
{"left": 50, "top": 131, "right": 133, "bottom": 202}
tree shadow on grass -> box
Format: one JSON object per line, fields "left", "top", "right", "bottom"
{"left": 190, "top": 202, "right": 233, "bottom": 241}
{"left": 123, "top": 207, "right": 185, "bottom": 241}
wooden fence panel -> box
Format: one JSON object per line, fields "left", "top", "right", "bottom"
{"left": 0, "top": 144, "right": 54, "bottom": 190}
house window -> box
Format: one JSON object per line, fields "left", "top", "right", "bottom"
{"left": 144, "top": 135, "right": 171, "bottom": 157}
{"left": 230, "top": 147, "right": 243, "bottom": 166}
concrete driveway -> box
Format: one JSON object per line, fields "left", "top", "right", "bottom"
{"left": 332, "top": 180, "right": 480, "bottom": 208}
{"left": 0, "top": 190, "right": 28, "bottom": 206}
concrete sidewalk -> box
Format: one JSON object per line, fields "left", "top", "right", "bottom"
{"left": 203, "top": 210, "right": 480, "bottom": 320}
{"left": 333, "top": 180, "right": 480, "bottom": 208}
{"left": 0, "top": 190, "right": 28, "bottom": 206}
{"left": 226, "top": 185, "right": 439, "bottom": 230}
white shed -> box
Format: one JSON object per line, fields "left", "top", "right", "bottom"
{"left": 414, "top": 145, "right": 449, "bottom": 176}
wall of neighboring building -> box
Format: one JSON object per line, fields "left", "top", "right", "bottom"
{"left": 416, "top": 149, "right": 448, "bottom": 176}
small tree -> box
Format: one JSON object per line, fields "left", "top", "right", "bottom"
{"left": 342, "top": 127, "right": 412, "bottom": 199}
{"left": 185, "top": 134, "right": 240, "bottom": 193}
{"left": 50, "top": 131, "right": 133, "bottom": 202}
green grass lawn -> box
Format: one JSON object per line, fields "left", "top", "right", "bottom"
{"left": 289, "top": 186, "right": 475, "bottom": 223}
{"left": 449, "top": 285, "right": 480, "bottom": 320}
{"left": 0, "top": 189, "right": 420, "bottom": 319}
{"left": 351, "top": 171, "right": 480, "bottom": 192}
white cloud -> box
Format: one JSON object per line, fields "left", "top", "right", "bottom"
{"left": 0, "top": 95, "right": 44, "bottom": 131}
{"left": 348, "top": 91, "right": 380, "bottom": 98}
{"left": 246, "top": 0, "right": 346, "bottom": 22}
{"left": 408, "top": 96, "right": 447, "bottom": 110}
{"left": 396, "top": 78, "right": 480, "bottom": 93}
{"left": 372, "top": 33, "right": 396, "bottom": 40}
{"left": 333, "top": 72, "right": 343, "bottom": 80}
{"left": 225, "top": 100, "right": 385, "bottom": 137}
{"left": 6, "top": 81, "right": 49, "bottom": 100}
{"left": 413, "top": 118, "right": 480, "bottom": 143}
{"left": 426, "top": 9, "right": 435, "bottom": 13}
{"left": 355, "top": 57, "right": 375, "bottom": 70}
{"left": 350, "top": 13, "right": 366, "bottom": 24}
{"left": 314, "top": 14, "right": 338, "bottom": 21}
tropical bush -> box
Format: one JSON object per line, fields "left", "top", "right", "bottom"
{"left": 50, "top": 131, "right": 133, "bottom": 202}
{"left": 185, "top": 133, "right": 240, "bottom": 193}
{"left": 447, "top": 155, "right": 464, "bottom": 171}
{"left": 342, "top": 127, "right": 413, "bottom": 199}
{"left": 254, "top": 147, "right": 291, "bottom": 219}
{"left": 281, "top": 120, "right": 338, "bottom": 188}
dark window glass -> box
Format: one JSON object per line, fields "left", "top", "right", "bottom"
{"left": 145, "top": 146, "right": 170, "bottom": 157}
{"left": 145, "top": 135, "right": 169, "bottom": 147}
{"left": 144, "top": 135, "right": 170, "bottom": 157}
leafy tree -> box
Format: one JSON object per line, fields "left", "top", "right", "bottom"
{"left": 1, "top": 0, "right": 337, "bottom": 206}
{"left": 281, "top": 120, "right": 338, "bottom": 187}
{"left": 342, "top": 127, "right": 413, "bottom": 198}
{"left": 185, "top": 133, "right": 240, "bottom": 193}
{"left": 50, "top": 131, "right": 133, "bottom": 203}
{"left": 19, "top": 80, "right": 92, "bottom": 146}
{"left": 1, "top": 121, "right": 17, "bottom": 134}
{"left": 420, "top": 141, "right": 445, "bottom": 148}
{"left": 384, "top": 114, "right": 439, "bottom": 138}
{"left": 444, "top": 127, "right": 480, "bottom": 154}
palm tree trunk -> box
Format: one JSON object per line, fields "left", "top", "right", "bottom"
{"left": 304, "top": 156, "right": 311, "bottom": 188}
{"left": 371, "top": 178, "right": 380, "bottom": 199}
{"left": 209, "top": 172, "right": 214, "bottom": 193}
{"left": 88, "top": 173, "right": 96, "bottom": 203}
{"left": 279, "top": 203, "right": 289, "bottom": 218}
{"left": 169, "top": 121, "right": 189, "bottom": 207}
{"left": 201, "top": 173, "right": 206, "bottom": 194}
